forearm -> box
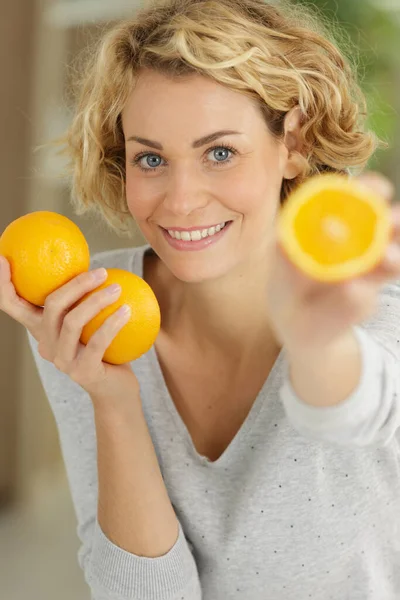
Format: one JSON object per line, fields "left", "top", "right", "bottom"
{"left": 285, "top": 328, "right": 362, "bottom": 408}
{"left": 281, "top": 325, "right": 400, "bottom": 446}
{"left": 92, "top": 393, "right": 179, "bottom": 558}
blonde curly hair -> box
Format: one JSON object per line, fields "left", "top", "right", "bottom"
{"left": 58, "top": 0, "right": 386, "bottom": 236}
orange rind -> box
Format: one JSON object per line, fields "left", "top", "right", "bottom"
{"left": 277, "top": 174, "right": 392, "bottom": 282}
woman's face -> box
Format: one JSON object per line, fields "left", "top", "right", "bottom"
{"left": 122, "top": 69, "right": 295, "bottom": 283}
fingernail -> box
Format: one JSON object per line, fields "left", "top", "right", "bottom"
{"left": 92, "top": 268, "right": 107, "bottom": 281}
{"left": 106, "top": 284, "right": 121, "bottom": 294}
{"left": 116, "top": 304, "right": 131, "bottom": 317}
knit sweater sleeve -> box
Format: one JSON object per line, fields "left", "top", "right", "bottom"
{"left": 25, "top": 246, "right": 202, "bottom": 600}
{"left": 27, "top": 330, "right": 202, "bottom": 600}
{"left": 279, "top": 281, "right": 400, "bottom": 447}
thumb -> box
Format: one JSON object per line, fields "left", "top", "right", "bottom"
{"left": 0, "top": 256, "right": 43, "bottom": 338}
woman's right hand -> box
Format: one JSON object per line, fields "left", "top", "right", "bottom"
{"left": 0, "top": 256, "right": 140, "bottom": 401}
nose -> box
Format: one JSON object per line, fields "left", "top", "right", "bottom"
{"left": 163, "top": 165, "right": 208, "bottom": 216}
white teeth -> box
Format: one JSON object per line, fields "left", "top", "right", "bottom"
{"left": 190, "top": 230, "right": 202, "bottom": 241}
{"left": 167, "top": 222, "right": 227, "bottom": 241}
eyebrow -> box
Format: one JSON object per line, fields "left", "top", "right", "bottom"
{"left": 127, "top": 130, "right": 243, "bottom": 150}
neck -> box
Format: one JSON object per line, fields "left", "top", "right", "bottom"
{"left": 148, "top": 249, "right": 279, "bottom": 359}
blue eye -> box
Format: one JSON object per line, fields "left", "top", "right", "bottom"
{"left": 141, "top": 154, "right": 164, "bottom": 169}
{"left": 210, "top": 147, "right": 231, "bottom": 162}
{"left": 131, "top": 144, "right": 238, "bottom": 172}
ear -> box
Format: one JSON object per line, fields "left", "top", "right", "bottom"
{"left": 282, "top": 106, "right": 306, "bottom": 181}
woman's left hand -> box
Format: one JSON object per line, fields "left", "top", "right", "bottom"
{"left": 267, "top": 172, "right": 400, "bottom": 355}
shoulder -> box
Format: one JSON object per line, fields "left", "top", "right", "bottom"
{"left": 90, "top": 243, "right": 150, "bottom": 277}
{"left": 362, "top": 280, "right": 400, "bottom": 359}
{"left": 375, "top": 280, "right": 400, "bottom": 326}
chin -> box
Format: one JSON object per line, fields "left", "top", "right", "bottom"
{"left": 159, "top": 252, "right": 236, "bottom": 284}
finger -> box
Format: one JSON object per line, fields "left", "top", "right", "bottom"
{"left": 362, "top": 242, "right": 400, "bottom": 286}
{"left": 358, "top": 199, "right": 400, "bottom": 283}
{"left": 389, "top": 205, "right": 400, "bottom": 242}
{"left": 355, "top": 171, "right": 395, "bottom": 204}
{"left": 0, "top": 255, "right": 42, "bottom": 336}
{"left": 41, "top": 268, "right": 108, "bottom": 358}
{"left": 56, "top": 283, "right": 122, "bottom": 366}
{"left": 77, "top": 304, "right": 131, "bottom": 367}
{"left": 305, "top": 278, "right": 377, "bottom": 325}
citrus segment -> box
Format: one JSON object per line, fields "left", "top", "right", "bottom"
{"left": 77, "top": 268, "right": 161, "bottom": 365}
{"left": 278, "top": 174, "right": 392, "bottom": 282}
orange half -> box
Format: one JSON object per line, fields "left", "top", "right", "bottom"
{"left": 277, "top": 174, "right": 392, "bottom": 282}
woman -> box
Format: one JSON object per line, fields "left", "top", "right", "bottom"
{"left": 1, "top": 0, "right": 399, "bottom": 598}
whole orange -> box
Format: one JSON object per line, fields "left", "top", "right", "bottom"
{"left": 77, "top": 268, "right": 161, "bottom": 365}
{"left": 0, "top": 211, "right": 90, "bottom": 306}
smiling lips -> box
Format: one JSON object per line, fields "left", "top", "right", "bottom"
{"left": 165, "top": 221, "right": 228, "bottom": 241}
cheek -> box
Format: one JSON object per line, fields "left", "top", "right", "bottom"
{"left": 227, "top": 168, "right": 281, "bottom": 218}
{"left": 125, "top": 174, "right": 157, "bottom": 222}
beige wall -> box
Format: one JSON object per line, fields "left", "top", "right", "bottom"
{"left": 0, "top": 0, "right": 36, "bottom": 507}
{"left": 0, "top": 1, "right": 143, "bottom": 507}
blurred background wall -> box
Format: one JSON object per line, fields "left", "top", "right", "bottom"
{"left": 0, "top": 0, "right": 399, "bottom": 598}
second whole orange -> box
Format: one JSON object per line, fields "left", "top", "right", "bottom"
{"left": 77, "top": 268, "right": 161, "bottom": 365}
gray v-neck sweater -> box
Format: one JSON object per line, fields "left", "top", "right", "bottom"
{"left": 27, "top": 244, "right": 400, "bottom": 600}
